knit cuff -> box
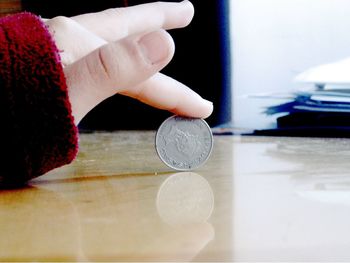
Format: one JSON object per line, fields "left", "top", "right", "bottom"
{"left": 0, "top": 12, "right": 78, "bottom": 185}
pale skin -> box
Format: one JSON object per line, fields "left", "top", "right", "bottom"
{"left": 44, "top": 1, "right": 213, "bottom": 125}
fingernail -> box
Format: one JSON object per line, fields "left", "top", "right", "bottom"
{"left": 138, "top": 31, "right": 172, "bottom": 65}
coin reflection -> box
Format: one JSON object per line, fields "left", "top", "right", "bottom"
{"left": 156, "top": 172, "right": 215, "bottom": 226}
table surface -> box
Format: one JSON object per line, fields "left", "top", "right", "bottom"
{"left": 1, "top": 131, "right": 350, "bottom": 262}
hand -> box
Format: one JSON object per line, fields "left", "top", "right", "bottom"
{"left": 45, "top": 1, "right": 214, "bottom": 125}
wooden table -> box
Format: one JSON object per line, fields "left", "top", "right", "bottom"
{"left": 1, "top": 131, "right": 350, "bottom": 261}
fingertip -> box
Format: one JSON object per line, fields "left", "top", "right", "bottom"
{"left": 190, "top": 98, "right": 213, "bottom": 119}
{"left": 201, "top": 99, "right": 214, "bottom": 119}
{"left": 178, "top": 0, "right": 195, "bottom": 28}
{"left": 172, "top": 97, "right": 214, "bottom": 120}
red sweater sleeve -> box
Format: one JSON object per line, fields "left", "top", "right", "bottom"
{"left": 0, "top": 12, "right": 78, "bottom": 186}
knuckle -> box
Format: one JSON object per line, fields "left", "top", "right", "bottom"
{"left": 94, "top": 46, "right": 121, "bottom": 85}
{"left": 123, "top": 39, "right": 153, "bottom": 73}
{"left": 49, "top": 16, "right": 73, "bottom": 28}
{"left": 97, "top": 47, "right": 112, "bottom": 76}
{"left": 103, "top": 7, "right": 125, "bottom": 17}
{"left": 86, "top": 38, "right": 154, "bottom": 90}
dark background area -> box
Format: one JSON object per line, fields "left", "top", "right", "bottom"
{"left": 22, "top": 0, "right": 231, "bottom": 130}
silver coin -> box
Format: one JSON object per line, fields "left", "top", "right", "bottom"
{"left": 155, "top": 115, "right": 213, "bottom": 171}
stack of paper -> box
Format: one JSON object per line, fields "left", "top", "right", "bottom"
{"left": 254, "top": 57, "right": 350, "bottom": 137}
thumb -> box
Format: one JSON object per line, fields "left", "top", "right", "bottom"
{"left": 65, "top": 29, "right": 175, "bottom": 124}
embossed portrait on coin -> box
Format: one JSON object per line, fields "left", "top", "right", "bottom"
{"left": 166, "top": 126, "right": 202, "bottom": 157}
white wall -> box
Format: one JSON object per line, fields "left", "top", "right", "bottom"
{"left": 231, "top": 0, "right": 350, "bottom": 130}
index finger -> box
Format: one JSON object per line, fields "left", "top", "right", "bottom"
{"left": 119, "top": 72, "right": 213, "bottom": 119}
{"left": 72, "top": 1, "right": 194, "bottom": 42}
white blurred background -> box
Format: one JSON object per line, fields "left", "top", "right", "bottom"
{"left": 230, "top": 0, "right": 350, "bottom": 130}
